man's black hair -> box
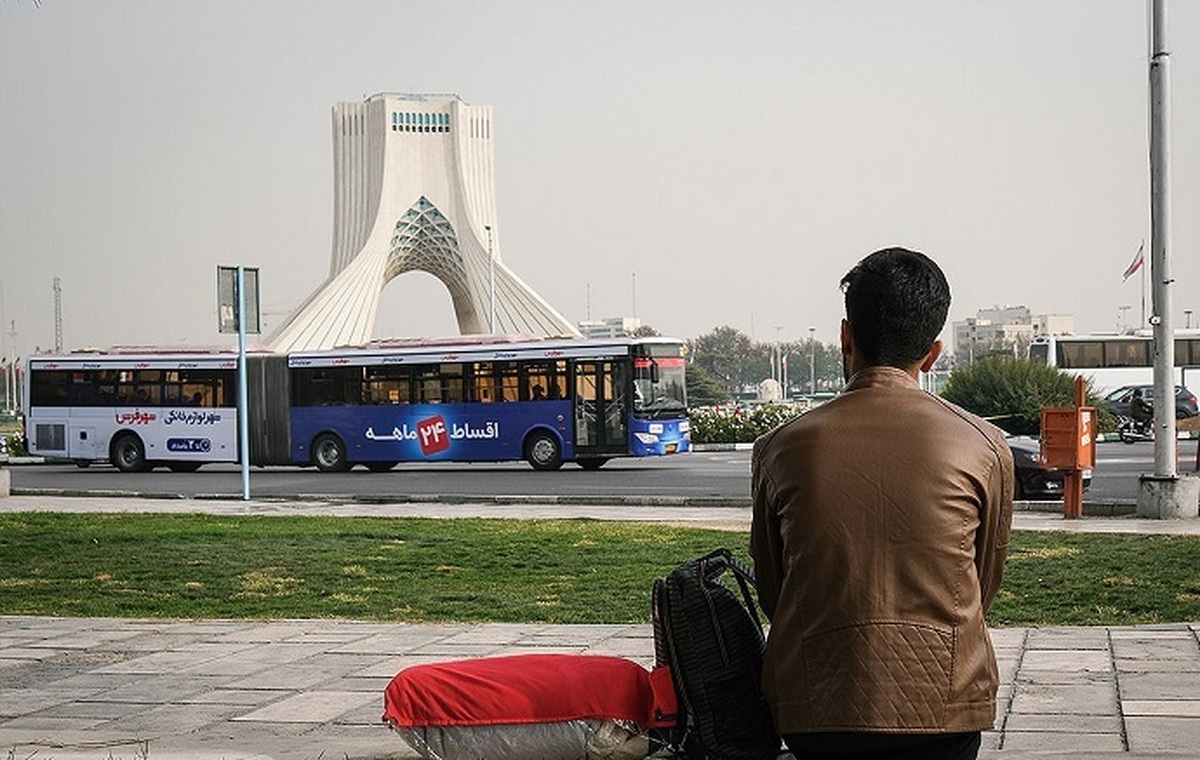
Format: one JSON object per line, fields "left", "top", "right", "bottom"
{"left": 840, "top": 247, "right": 951, "bottom": 368}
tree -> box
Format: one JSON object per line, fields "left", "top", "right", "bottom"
{"left": 940, "top": 356, "right": 1106, "bottom": 436}
{"left": 630, "top": 324, "right": 660, "bottom": 338}
{"left": 690, "top": 326, "right": 755, "bottom": 394}
{"left": 685, "top": 363, "right": 730, "bottom": 406}
{"left": 779, "top": 339, "right": 843, "bottom": 395}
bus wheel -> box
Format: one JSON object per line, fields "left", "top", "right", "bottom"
{"left": 525, "top": 432, "right": 563, "bottom": 471}
{"left": 312, "top": 434, "right": 350, "bottom": 473}
{"left": 577, "top": 457, "right": 608, "bottom": 471}
{"left": 111, "top": 434, "right": 150, "bottom": 473}
{"left": 167, "top": 462, "right": 202, "bottom": 473}
{"left": 365, "top": 461, "right": 398, "bottom": 472}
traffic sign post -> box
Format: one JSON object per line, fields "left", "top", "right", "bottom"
{"left": 217, "top": 266, "right": 260, "bottom": 501}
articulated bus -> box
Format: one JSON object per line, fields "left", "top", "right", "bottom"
{"left": 23, "top": 336, "right": 691, "bottom": 472}
{"left": 1028, "top": 332, "right": 1200, "bottom": 395}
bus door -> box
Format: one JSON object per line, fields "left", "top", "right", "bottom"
{"left": 572, "top": 360, "right": 629, "bottom": 456}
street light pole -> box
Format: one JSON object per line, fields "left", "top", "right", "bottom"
{"left": 1148, "top": 0, "right": 1178, "bottom": 479}
{"left": 808, "top": 326, "right": 816, "bottom": 397}
{"left": 485, "top": 225, "right": 495, "bottom": 334}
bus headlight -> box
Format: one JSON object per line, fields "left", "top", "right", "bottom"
{"left": 635, "top": 432, "right": 659, "bottom": 445}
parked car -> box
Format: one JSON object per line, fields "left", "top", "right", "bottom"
{"left": 1104, "top": 384, "right": 1198, "bottom": 420}
{"left": 1007, "top": 434, "right": 1091, "bottom": 501}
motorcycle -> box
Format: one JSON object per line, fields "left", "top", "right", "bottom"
{"left": 1116, "top": 415, "right": 1154, "bottom": 444}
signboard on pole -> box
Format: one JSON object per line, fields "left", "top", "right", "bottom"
{"left": 217, "top": 266, "right": 261, "bottom": 334}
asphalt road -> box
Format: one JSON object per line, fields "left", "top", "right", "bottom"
{"left": 8, "top": 441, "right": 1199, "bottom": 503}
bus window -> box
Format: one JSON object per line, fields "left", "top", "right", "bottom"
{"left": 184, "top": 370, "right": 232, "bottom": 407}
{"left": 498, "top": 362, "right": 520, "bottom": 402}
{"left": 416, "top": 366, "right": 441, "bottom": 404}
{"left": 550, "top": 360, "right": 567, "bottom": 399}
{"left": 1058, "top": 342, "right": 1103, "bottom": 369}
{"left": 1176, "top": 339, "right": 1200, "bottom": 367}
{"left": 471, "top": 362, "right": 497, "bottom": 403}
{"left": 574, "top": 367, "right": 598, "bottom": 446}
{"left": 132, "top": 370, "right": 163, "bottom": 405}
{"left": 1105, "top": 340, "right": 1150, "bottom": 367}
{"left": 441, "top": 363, "right": 465, "bottom": 403}
{"left": 293, "top": 367, "right": 359, "bottom": 406}
{"left": 524, "top": 362, "right": 550, "bottom": 401}
{"left": 523, "top": 360, "right": 566, "bottom": 401}
{"left": 603, "top": 362, "right": 628, "bottom": 443}
{"left": 364, "top": 366, "right": 411, "bottom": 405}
{"left": 30, "top": 370, "right": 69, "bottom": 406}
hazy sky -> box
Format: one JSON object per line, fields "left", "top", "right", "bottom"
{"left": 2, "top": 1, "right": 1198, "bottom": 359}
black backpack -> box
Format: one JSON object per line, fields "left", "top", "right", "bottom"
{"left": 651, "top": 548, "right": 781, "bottom": 759}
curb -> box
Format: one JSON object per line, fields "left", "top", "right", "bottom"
{"left": 11, "top": 486, "right": 1137, "bottom": 514}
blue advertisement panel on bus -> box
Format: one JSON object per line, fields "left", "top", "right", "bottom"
{"left": 291, "top": 401, "right": 574, "bottom": 464}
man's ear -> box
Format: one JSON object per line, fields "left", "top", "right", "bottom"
{"left": 919, "top": 340, "right": 943, "bottom": 373}
{"left": 840, "top": 319, "right": 853, "bottom": 357}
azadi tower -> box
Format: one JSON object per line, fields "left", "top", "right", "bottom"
{"left": 268, "top": 93, "right": 579, "bottom": 352}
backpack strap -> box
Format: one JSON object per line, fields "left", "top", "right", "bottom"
{"left": 699, "top": 549, "right": 765, "bottom": 635}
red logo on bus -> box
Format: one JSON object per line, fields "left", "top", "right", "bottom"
{"left": 417, "top": 415, "right": 450, "bottom": 456}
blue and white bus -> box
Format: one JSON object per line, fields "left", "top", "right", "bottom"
{"left": 24, "top": 336, "right": 690, "bottom": 471}
{"left": 286, "top": 335, "right": 690, "bottom": 471}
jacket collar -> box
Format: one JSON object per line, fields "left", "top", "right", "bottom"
{"left": 844, "top": 365, "right": 922, "bottom": 393}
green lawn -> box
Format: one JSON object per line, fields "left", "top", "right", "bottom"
{"left": 1, "top": 512, "right": 1198, "bottom": 626}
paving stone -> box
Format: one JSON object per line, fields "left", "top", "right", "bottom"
{"left": 100, "top": 700, "right": 243, "bottom": 736}
{"left": 1019, "top": 649, "right": 1113, "bottom": 673}
{"left": 82, "top": 674, "right": 236, "bottom": 704}
{"left": 1111, "top": 636, "right": 1200, "bottom": 662}
{"left": 0, "top": 687, "right": 107, "bottom": 717}
{"left": 175, "top": 687, "right": 292, "bottom": 707}
{"left": 232, "top": 689, "right": 377, "bottom": 723}
{"left": 0, "top": 713, "right": 109, "bottom": 730}
{"left": 92, "top": 644, "right": 255, "bottom": 674}
{"left": 1025, "top": 626, "right": 1112, "bottom": 650}
{"left": 36, "top": 697, "right": 154, "bottom": 720}
{"left": 1123, "top": 699, "right": 1200, "bottom": 717}
{"left": 999, "top": 731, "right": 1126, "bottom": 752}
{"left": 399, "top": 641, "right": 513, "bottom": 658}
{"left": 1008, "top": 682, "right": 1119, "bottom": 715}
{"left": 988, "top": 627, "right": 1028, "bottom": 649}
{"left": 329, "top": 629, "right": 468, "bottom": 654}
{"left": 1125, "top": 715, "right": 1200, "bottom": 754}
{"left": 1119, "top": 671, "right": 1200, "bottom": 700}
{"left": 175, "top": 642, "right": 339, "bottom": 676}
{"left": 1002, "top": 712, "right": 1123, "bottom": 733}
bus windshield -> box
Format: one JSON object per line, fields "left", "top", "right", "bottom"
{"left": 633, "top": 357, "right": 687, "bottom": 418}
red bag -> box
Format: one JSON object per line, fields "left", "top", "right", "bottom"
{"left": 384, "top": 653, "right": 676, "bottom": 760}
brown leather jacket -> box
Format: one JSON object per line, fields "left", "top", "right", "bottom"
{"left": 750, "top": 366, "right": 1013, "bottom": 736}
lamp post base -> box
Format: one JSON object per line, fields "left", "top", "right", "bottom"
{"left": 1137, "top": 475, "right": 1200, "bottom": 519}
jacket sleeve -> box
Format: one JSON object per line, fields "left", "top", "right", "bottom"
{"left": 750, "top": 437, "right": 783, "bottom": 621}
{"left": 975, "top": 435, "right": 1014, "bottom": 614}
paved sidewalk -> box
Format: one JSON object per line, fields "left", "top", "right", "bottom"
{"left": 2, "top": 616, "right": 1200, "bottom": 759}
{"left": 2, "top": 495, "right": 1200, "bottom": 757}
